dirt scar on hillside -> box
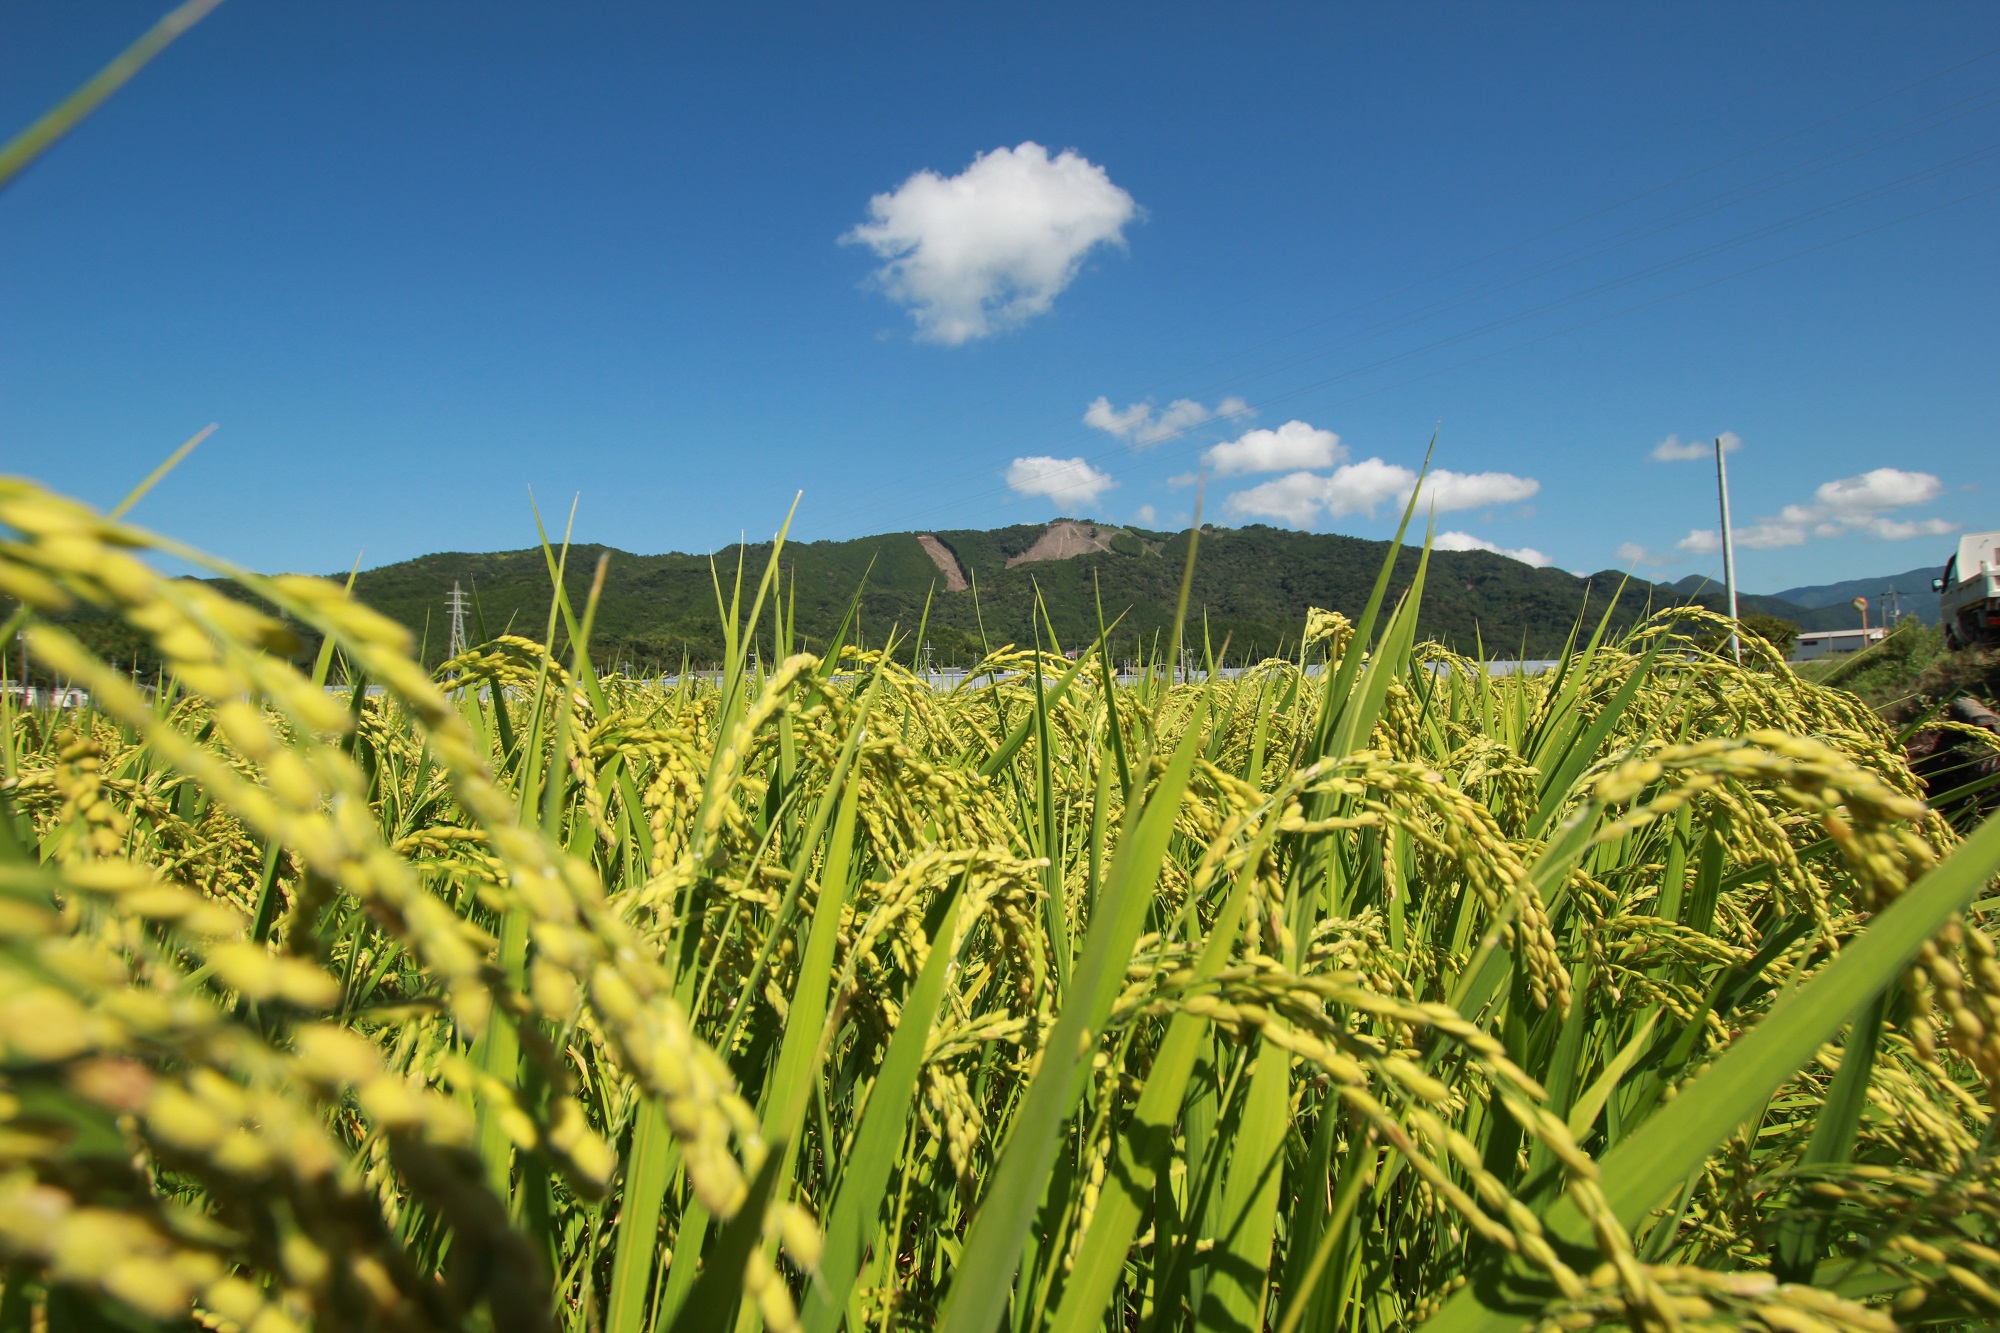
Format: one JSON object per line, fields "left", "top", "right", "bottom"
{"left": 917, "top": 534, "right": 969, "bottom": 591}
{"left": 1005, "top": 520, "right": 1118, "bottom": 568}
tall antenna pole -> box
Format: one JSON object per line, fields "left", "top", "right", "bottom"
{"left": 1715, "top": 435, "right": 1741, "bottom": 663}
{"left": 446, "top": 581, "right": 470, "bottom": 660}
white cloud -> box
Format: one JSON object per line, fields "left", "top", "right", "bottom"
{"left": 1435, "top": 531, "right": 1552, "bottom": 567}
{"left": 1132, "top": 504, "right": 1157, "bottom": 526}
{"left": 1616, "top": 541, "right": 1652, "bottom": 565}
{"left": 1085, "top": 394, "right": 1250, "bottom": 446}
{"left": 1324, "top": 459, "right": 1419, "bottom": 517}
{"left": 1677, "top": 522, "right": 1806, "bottom": 553}
{"left": 1807, "top": 467, "right": 1943, "bottom": 519}
{"left": 1676, "top": 466, "right": 1953, "bottom": 556}
{"left": 1224, "top": 471, "right": 1334, "bottom": 526}
{"left": 1859, "top": 516, "right": 1957, "bottom": 541}
{"left": 1203, "top": 420, "right": 1345, "bottom": 477}
{"left": 843, "top": 142, "right": 1138, "bottom": 344}
{"left": 1417, "top": 468, "right": 1540, "bottom": 511}
{"left": 1006, "top": 455, "right": 1116, "bottom": 509}
{"left": 1224, "top": 458, "right": 1542, "bottom": 527}
{"left": 1652, "top": 430, "right": 1741, "bottom": 462}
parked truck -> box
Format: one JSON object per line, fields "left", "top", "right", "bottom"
{"left": 1933, "top": 530, "right": 2000, "bottom": 647}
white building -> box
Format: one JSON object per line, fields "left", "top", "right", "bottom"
{"left": 0, "top": 683, "right": 91, "bottom": 708}
{"left": 1790, "top": 627, "right": 1887, "bottom": 663}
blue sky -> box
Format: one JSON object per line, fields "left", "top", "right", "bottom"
{"left": 3, "top": 2, "right": 1997, "bottom": 593}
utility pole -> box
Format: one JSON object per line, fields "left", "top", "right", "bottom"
{"left": 1715, "top": 436, "right": 1741, "bottom": 663}
{"left": 446, "top": 581, "right": 471, "bottom": 660}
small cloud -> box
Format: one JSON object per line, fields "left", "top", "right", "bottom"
{"left": 1860, "top": 516, "right": 1957, "bottom": 540}
{"left": 1225, "top": 470, "right": 1333, "bottom": 526}
{"left": 1674, "top": 466, "right": 1954, "bottom": 556}
{"left": 1616, "top": 541, "right": 1671, "bottom": 567}
{"left": 1418, "top": 468, "right": 1540, "bottom": 511}
{"left": 1006, "top": 455, "right": 1116, "bottom": 509}
{"left": 1203, "top": 420, "right": 1344, "bottom": 477}
{"left": 1325, "top": 459, "right": 1419, "bottom": 518}
{"left": 1435, "top": 530, "right": 1552, "bottom": 567}
{"left": 1224, "top": 458, "right": 1543, "bottom": 527}
{"left": 1807, "top": 467, "right": 1943, "bottom": 519}
{"left": 1132, "top": 504, "right": 1158, "bottom": 526}
{"left": 1677, "top": 522, "right": 1806, "bottom": 553}
{"left": 844, "top": 142, "right": 1138, "bottom": 344}
{"left": 1652, "top": 430, "right": 1741, "bottom": 462}
{"left": 1084, "top": 394, "right": 1251, "bottom": 447}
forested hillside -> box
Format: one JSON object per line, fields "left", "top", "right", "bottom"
{"left": 308, "top": 521, "right": 1818, "bottom": 669}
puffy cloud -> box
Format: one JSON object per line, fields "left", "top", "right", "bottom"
{"left": 1203, "top": 420, "right": 1345, "bottom": 477}
{"left": 1806, "top": 467, "right": 1944, "bottom": 519}
{"left": 1418, "top": 468, "right": 1539, "bottom": 511}
{"left": 1860, "top": 516, "right": 1957, "bottom": 541}
{"left": 1652, "top": 430, "right": 1742, "bottom": 462}
{"left": 1006, "top": 455, "right": 1116, "bottom": 509}
{"left": 1223, "top": 458, "right": 1540, "bottom": 526}
{"left": 1616, "top": 541, "right": 1673, "bottom": 567}
{"left": 844, "top": 142, "right": 1138, "bottom": 344}
{"left": 1131, "top": 504, "right": 1158, "bottom": 526}
{"left": 1325, "top": 459, "right": 1420, "bottom": 517}
{"left": 1224, "top": 471, "right": 1330, "bottom": 527}
{"left": 1677, "top": 522, "right": 1805, "bottom": 553}
{"left": 1435, "top": 531, "right": 1553, "bottom": 567}
{"left": 1677, "top": 467, "right": 1953, "bottom": 555}
{"left": 1085, "top": 394, "right": 1250, "bottom": 446}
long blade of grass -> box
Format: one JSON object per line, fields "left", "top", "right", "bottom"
{"left": 1423, "top": 807, "right": 2000, "bottom": 1331}
{"left": 0, "top": 0, "right": 225, "bottom": 192}
{"left": 800, "top": 881, "right": 968, "bottom": 1333}
{"left": 936, "top": 719, "right": 1205, "bottom": 1333}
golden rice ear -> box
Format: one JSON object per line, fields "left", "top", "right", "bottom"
{"left": 1, "top": 470, "right": 1993, "bottom": 1331}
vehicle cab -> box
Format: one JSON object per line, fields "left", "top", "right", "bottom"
{"left": 1934, "top": 530, "right": 2000, "bottom": 647}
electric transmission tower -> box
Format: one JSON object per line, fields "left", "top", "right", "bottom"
{"left": 446, "top": 581, "right": 471, "bottom": 659}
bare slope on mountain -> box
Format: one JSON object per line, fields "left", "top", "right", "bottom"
{"left": 1005, "top": 520, "right": 1120, "bottom": 567}
{"left": 917, "top": 534, "right": 968, "bottom": 590}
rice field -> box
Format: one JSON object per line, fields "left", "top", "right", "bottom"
{"left": 3, "top": 476, "right": 2000, "bottom": 1333}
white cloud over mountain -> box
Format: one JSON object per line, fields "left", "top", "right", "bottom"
{"left": 1419, "top": 469, "right": 1540, "bottom": 511}
{"left": 1224, "top": 459, "right": 1540, "bottom": 527}
{"left": 844, "top": 143, "right": 1138, "bottom": 344}
{"left": 1677, "top": 467, "right": 1954, "bottom": 554}
{"left": 1435, "top": 530, "right": 1552, "bottom": 568}
{"left": 1084, "top": 395, "right": 1250, "bottom": 446}
{"left": 1201, "top": 420, "right": 1343, "bottom": 476}
{"left": 1006, "top": 455, "right": 1116, "bottom": 509}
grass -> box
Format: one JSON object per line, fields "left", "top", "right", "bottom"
{"left": 4, "top": 18, "right": 2000, "bottom": 1328}
{"left": 1, "top": 476, "right": 1999, "bottom": 1333}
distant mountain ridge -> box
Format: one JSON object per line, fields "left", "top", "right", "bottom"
{"left": 1770, "top": 564, "right": 1942, "bottom": 624}
{"left": 1670, "top": 562, "right": 1944, "bottom": 628}
{"left": 307, "top": 520, "right": 1840, "bottom": 670}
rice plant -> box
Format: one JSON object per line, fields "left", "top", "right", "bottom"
{"left": 2, "top": 471, "right": 1998, "bottom": 1333}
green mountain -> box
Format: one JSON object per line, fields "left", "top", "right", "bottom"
{"left": 23, "top": 520, "right": 1839, "bottom": 684}
{"left": 1671, "top": 565, "right": 1941, "bottom": 630}
{"left": 311, "top": 519, "right": 1812, "bottom": 670}
{"left": 1770, "top": 564, "right": 1944, "bottom": 625}
{"left": 1666, "top": 576, "right": 1848, "bottom": 632}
